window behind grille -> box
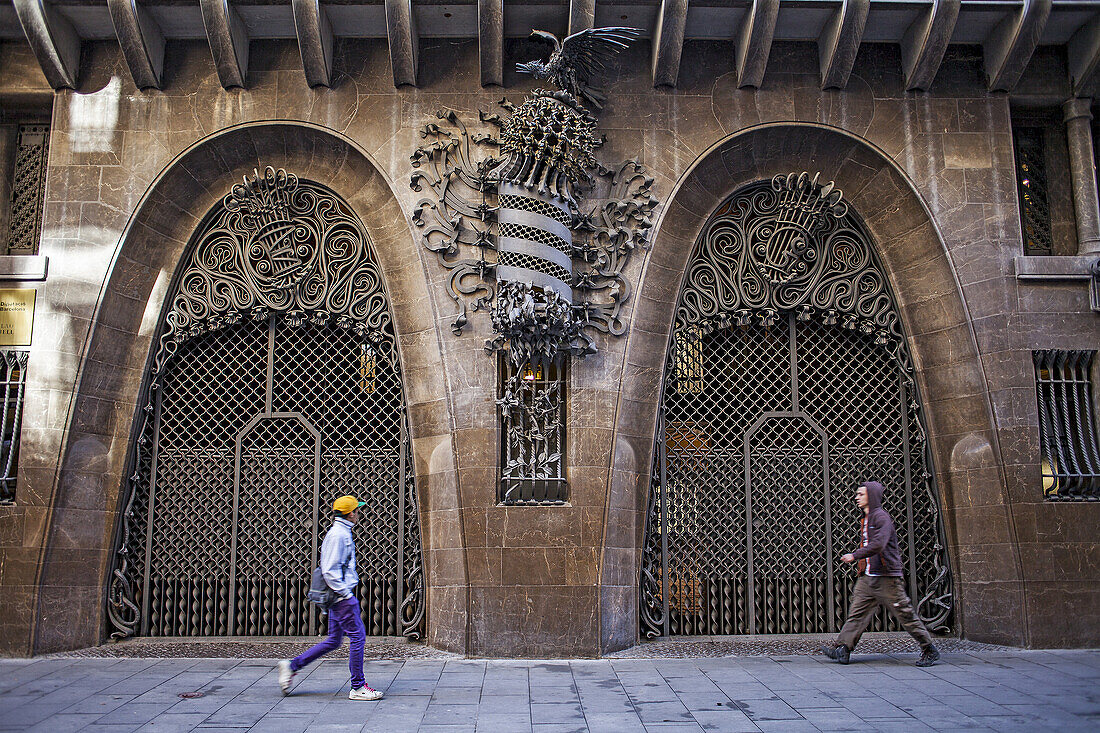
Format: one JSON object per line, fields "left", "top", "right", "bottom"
{"left": 1034, "top": 350, "right": 1100, "bottom": 500}
{"left": 498, "top": 355, "right": 567, "bottom": 505}
{"left": 0, "top": 350, "right": 28, "bottom": 503}
{"left": 1013, "top": 126, "right": 1053, "bottom": 255}
{"left": 6, "top": 124, "right": 49, "bottom": 255}
{"left": 1011, "top": 109, "right": 1077, "bottom": 256}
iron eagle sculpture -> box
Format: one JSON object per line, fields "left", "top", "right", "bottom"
{"left": 517, "top": 27, "right": 642, "bottom": 109}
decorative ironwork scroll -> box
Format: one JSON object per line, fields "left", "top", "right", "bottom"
{"left": 411, "top": 28, "right": 655, "bottom": 503}
{"left": 676, "top": 172, "right": 902, "bottom": 354}
{"left": 411, "top": 110, "right": 656, "bottom": 353}
{"left": 107, "top": 168, "right": 424, "bottom": 640}
{"left": 641, "top": 177, "right": 954, "bottom": 639}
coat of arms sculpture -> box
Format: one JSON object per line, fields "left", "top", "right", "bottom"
{"left": 411, "top": 27, "right": 658, "bottom": 502}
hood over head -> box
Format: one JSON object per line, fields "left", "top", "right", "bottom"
{"left": 861, "top": 481, "right": 884, "bottom": 510}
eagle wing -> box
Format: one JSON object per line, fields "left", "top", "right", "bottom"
{"left": 555, "top": 27, "right": 641, "bottom": 84}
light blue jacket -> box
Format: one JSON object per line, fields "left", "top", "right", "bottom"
{"left": 319, "top": 517, "right": 359, "bottom": 600}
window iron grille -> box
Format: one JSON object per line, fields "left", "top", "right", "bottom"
{"left": 498, "top": 355, "right": 567, "bottom": 504}
{"left": 7, "top": 124, "right": 49, "bottom": 255}
{"left": 1035, "top": 350, "right": 1100, "bottom": 500}
{"left": 1012, "top": 126, "right": 1054, "bottom": 256}
{"left": 0, "top": 350, "right": 28, "bottom": 503}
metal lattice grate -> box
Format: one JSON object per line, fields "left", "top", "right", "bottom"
{"left": 497, "top": 249, "right": 572, "bottom": 284}
{"left": 643, "top": 180, "right": 953, "bottom": 639}
{"left": 7, "top": 124, "right": 49, "bottom": 255}
{"left": 0, "top": 350, "right": 28, "bottom": 503}
{"left": 499, "top": 193, "right": 572, "bottom": 227}
{"left": 1013, "top": 126, "right": 1054, "bottom": 256}
{"left": 498, "top": 221, "right": 571, "bottom": 254}
{"left": 1035, "top": 350, "right": 1100, "bottom": 500}
{"left": 141, "top": 317, "right": 422, "bottom": 637}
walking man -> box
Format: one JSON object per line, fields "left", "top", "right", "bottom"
{"left": 822, "top": 481, "right": 940, "bottom": 667}
{"left": 278, "top": 495, "right": 384, "bottom": 700}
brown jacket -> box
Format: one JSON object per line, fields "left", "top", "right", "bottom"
{"left": 849, "top": 481, "right": 904, "bottom": 577}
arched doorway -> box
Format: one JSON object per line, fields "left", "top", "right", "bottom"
{"left": 640, "top": 174, "right": 953, "bottom": 638}
{"left": 106, "top": 167, "right": 424, "bottom": 639}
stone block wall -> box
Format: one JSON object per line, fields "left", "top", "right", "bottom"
{"left": 0, "top": 36, "right": 1097, "bottom": 656}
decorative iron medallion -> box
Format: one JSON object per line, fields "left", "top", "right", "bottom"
{"left": 641, "top": 176, "right": 953, "bottom": 639}
{"left": 107, "top": 168, "right": 424, "bottom": 640}
{"left": 677, "top": 172, "right": 901, "bottom": 351}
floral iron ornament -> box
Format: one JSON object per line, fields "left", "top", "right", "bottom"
{"left": 411, "top": 27, "right": 655, "bottom": 501}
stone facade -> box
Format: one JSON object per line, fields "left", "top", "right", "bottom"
{"left": 0, "top": 35, "right": 1098, "bottom": 657}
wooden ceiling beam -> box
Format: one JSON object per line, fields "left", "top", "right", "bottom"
{"left": 386, "top": 0, "right": 418, "bottom": 87}
{"left": 983, "top": 0, "right": 1051, "bottom": 92}
{"left": 292, "top": 0, "right": 335, "bottom": 88}
{"left": 199, "top": 0, "right": 250, "bottom": 89}
{"left": 479, "top": 0, "right": 503, "bottom": 87}
{"left": 108, "top": 0, "right": 166, "bottom": 90}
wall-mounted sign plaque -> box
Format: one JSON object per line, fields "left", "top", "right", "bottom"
{"left": 0, "top": 289, "right": 36, "bottom": 345}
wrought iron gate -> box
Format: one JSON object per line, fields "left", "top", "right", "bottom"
{"left": 108, "top": 168, "right": 424, "bottom": 639}
{"left": 640, "top": 174, "right": 953, "bottom": 638}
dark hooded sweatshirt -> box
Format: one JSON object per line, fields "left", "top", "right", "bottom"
{"left": 849, "top": 481, "right": 904, "bottom": 577}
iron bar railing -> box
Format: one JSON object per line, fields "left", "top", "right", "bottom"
{"left": 1035, "top": 350, "right": 1100, "bottom": 500}
{"left": 0, "top": 350, "right": 28, "bottom": 503}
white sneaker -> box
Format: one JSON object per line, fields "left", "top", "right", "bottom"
{"left": 349, "top": 686, "right": 383, "bottom": 701}
{"left": 277, "top": 660, "right": 295, "bottom": 695}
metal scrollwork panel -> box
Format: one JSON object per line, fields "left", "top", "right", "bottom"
{"left": 642, "top": 176, "right": 953, "bottom": 639}
{"left": 107, "top": 169, "right": 424, "bottom": 640}
{"left": 676, "top": 174, "right": 902, "bottom": 356}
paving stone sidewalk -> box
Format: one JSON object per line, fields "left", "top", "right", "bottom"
{"left": 1, "top": 647, "right": 1098, "bottom": 732}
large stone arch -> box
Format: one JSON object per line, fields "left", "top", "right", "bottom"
{"left": 30, "top": 122, "right": 463, "bottom": 654}
{"left": 602, "top": 123, "right": 1025, "bottom": 651}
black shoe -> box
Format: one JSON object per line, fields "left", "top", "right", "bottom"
{"left": 821, "top": 645, "right": 850, "bottom": 664}
{"left": 916, "top": 645, "right": 940, "bottom": 667}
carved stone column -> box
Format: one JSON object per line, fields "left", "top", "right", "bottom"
{"left": 1063, "top": 97, "right": 1100, "bottom": 254}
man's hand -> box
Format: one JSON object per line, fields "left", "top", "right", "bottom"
{"left": 841, "top": 553, "right": 855, "bottom": 563}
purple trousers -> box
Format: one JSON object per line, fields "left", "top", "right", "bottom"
{"left": 290, "top": 597, "right": 366, "bottom": 689}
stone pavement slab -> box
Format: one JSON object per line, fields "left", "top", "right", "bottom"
{"left": 0, "top": 647, "right": 1097, "bottom": 731}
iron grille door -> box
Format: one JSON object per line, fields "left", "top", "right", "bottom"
{"left": 139, "top": 317, "right": 420, "bottom": 637}
{"left": 745, "top": 413, "right": 832, "bottom": 635}
{"left": 641, "top": 176, "right": 953, "bottom": 639}
{"left": 231, "top": 414, "right": 321, "bottom": 636}
{"left": 648, "top": 315, "right": 948, "bottom": 637}
{"left": 107, "top": 170, "right": 425, "bottom": 640}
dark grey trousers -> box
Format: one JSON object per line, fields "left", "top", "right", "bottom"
{"left": 837, "top": 575, "right": 934, "bottom": 651}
